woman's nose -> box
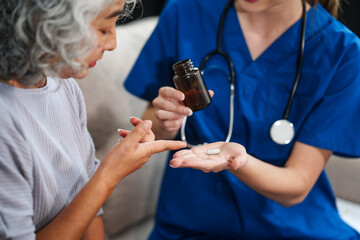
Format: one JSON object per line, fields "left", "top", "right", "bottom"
{"left": 104, "top": 32, "right": 117, "bottom": 51}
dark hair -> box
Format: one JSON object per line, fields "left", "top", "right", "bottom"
{"left": 307, "top": 0, "right": 341, "bottom": 18}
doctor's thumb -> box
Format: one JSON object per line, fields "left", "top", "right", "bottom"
{"left": 209, "top": 90, "right": 214, "bottom": 98}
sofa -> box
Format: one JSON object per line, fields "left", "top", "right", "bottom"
{"left": 77, "top": 17, "right": 360, "bottom": 239}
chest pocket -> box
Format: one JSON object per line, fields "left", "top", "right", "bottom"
{"left": 234, "top": 72, "right": 315, "bottom": 164}
{"left": 237, "top": 66, "right": 315, "bottom": 122}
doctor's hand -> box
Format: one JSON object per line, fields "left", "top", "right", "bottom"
{"left": 98, "top": 119, "right": 186, "bottom": 190}
{"left": 152, "top": 86, "right": 192, "bottom": 133}
{"left": 151, "top": 86, "right": 214, "bottom": 133}
{"left": 170, "top": 142, "right": 248, "bottom": 173}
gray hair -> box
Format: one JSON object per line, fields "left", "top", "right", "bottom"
{"left": 0, "top": 0, "right": 138, "bottom": 86}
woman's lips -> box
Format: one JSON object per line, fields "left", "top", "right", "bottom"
{"left": 89, "top": 61, "right": 97, "bottom": 68}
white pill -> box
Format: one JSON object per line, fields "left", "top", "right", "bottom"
{"left": 206, "top": 148, "right": 221, "bottom": 155}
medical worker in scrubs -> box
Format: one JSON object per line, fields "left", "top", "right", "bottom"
{"left": 124, "top": 0, "right": 360, "bottom": 239}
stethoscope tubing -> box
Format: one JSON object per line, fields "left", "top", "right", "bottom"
{"left": 283, "top": 0, "right": 307, "bottom": 120}
{"left": 181, "top": 0, "right": 306, "bottom": 147}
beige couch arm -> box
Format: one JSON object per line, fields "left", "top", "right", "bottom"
{"left": 326, "top": 155, "right": 360, "bottom": 232}
{"left": 326, "top": 155, "right": 360, "bottom": 204}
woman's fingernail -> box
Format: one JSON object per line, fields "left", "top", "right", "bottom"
{"left": 141, "top": 121, "right": 151, "bottom": 130}
{"left": 145, "top": 119, "right": 152, "bottom": 125}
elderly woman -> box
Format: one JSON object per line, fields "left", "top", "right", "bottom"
{"left": 0, "top": 0, "right": 186, "bottom": 239}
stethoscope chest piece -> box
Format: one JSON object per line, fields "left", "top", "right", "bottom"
{"left": 270, "top": 119, "right": 295, "bottom": 145}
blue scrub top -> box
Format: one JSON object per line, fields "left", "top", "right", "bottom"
{"left": 125, "top": 0, "right": 360, "bottom": 239}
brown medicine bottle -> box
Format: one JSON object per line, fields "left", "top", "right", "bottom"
{"left": 172, "top": 59, "right": 212, "bottom": 112}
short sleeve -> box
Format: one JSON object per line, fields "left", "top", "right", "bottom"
{"left": 297, "top": 40, "right": 360, "bottom": 157}
{"left": 0, "top": 117, "right": 36, "bottom": 239}
{"left": 66, "top": 79, "right": 103, "bottom": 216}
{"left": 124, "top": 1, "right": 179, "bottom": 101}
{"left": 67, "top": 79, "right": 99, "bottom": 177}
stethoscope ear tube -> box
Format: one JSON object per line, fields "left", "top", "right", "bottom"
{"left": 180, "top": 83, "right": 235, "bottom": 148}
{"left": 282, "top": 0, "right": 307, "bottom": 121}
{"left": 181, "top": 0, "right": 306, "bottom": 146}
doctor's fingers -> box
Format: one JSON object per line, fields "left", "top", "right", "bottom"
{"left": 171, "top": 157, "right": 227, "bottom": 173}
{"left": 172, "top": 149, "right": 194, "bottom": 158}
{"left": 160, "top": 119, "right": 183, "bottom": 132}
{"left": 155, "top": 108, "right": 185, "bottom": 122}
{"left": 152, "top": 96, "right": 192, "bottom": 116}
{"left": 230, "top": 154, "right": 248, "bottom": 170}
{"left": 158, "top": 86, "right": 185, "bottom": 101}
{"left": 154, "top": 110, "right": 183, "bottom": 130}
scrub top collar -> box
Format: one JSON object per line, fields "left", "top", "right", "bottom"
{"left": 223, "top": 4, "right": 333, "bottom": 70}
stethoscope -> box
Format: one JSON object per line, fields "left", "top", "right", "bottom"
{"left": 181, "top": 0, "right": 307, "bottom": 147}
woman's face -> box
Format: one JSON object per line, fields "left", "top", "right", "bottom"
{"left": 61, "top": 0, "right": 125, "bottom": 79}
{"left": 235, "top": 0, "right": 298, "bottom": 13}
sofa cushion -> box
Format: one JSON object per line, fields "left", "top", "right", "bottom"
{"left": 326, "top": 155, "right": 360, "bottom": 204}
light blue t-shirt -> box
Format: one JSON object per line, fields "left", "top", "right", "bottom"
{"left": 0, "top": 77, "right": 101, "bottom": 239}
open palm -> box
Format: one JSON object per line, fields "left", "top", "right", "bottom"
{"left": 170, "top": 142, "right": 247, "bottom": 173}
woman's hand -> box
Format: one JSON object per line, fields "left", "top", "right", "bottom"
{"left": 118, "top": 116, "right": 155, "bottom": 142}
{"left": 170, "top": 142, "right": 248, "bottom": 173}
{"left": 99, "top": 117, "right": 186, "bottom": 190}
{"left": 36, "top": 118, "right": 186, "bottom": 240}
